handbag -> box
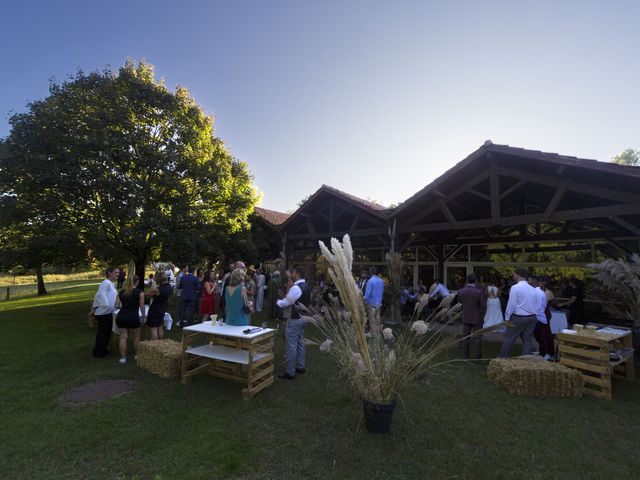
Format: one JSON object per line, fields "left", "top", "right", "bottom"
{"left": 87, "top": 305, "right": 97, "bottom": 328}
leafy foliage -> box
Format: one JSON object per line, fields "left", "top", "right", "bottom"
{"left": 612, "top": 148, "right": 640, "bottom": 166}
{"left": 1, "top": 60, "right": 259, "bottom": 278}
{"left": 0, "top": 140, "right": 88, "bottom": 293}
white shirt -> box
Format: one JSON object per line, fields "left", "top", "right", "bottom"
{"left": 277, "top": 279, "right": 304, "bottom": 308}
{"left": 505, "top": 280, "right": 539, "bottom": 320}
{"left": 428, "top": 283, "right": 450, "bottom": 299}
{"left": 93, "top": 279, "right": 117, "bottom": 315}
{"left": 535, "top": 287, "right": 548, "bottom": 324}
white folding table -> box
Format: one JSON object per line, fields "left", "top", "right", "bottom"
{"left": 181, "top": 322, "right": 275, "bottom": 398}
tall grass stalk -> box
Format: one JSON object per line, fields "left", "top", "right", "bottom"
{"left": 587, "top": 254, "right": 640, "bottom": 325}
{"left": 310, "top": 235, "right": 490, "bottom": 404}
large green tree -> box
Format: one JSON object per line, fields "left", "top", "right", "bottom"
{"left": 1, "top": 61, "right": 259, "bottom": 280}
{"left": 0, "top": 140, "right": 89, "bottom": 294}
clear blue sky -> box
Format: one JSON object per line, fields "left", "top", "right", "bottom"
{"left": 1, "top": 0, "right": 639, "bottom": 212}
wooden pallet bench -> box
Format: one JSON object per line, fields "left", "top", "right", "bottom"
{"left": 557, "top": 324, "right": 634, "bottom": 400}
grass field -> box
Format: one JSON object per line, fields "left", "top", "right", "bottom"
{"left": 0, "top": 286, "right": 638, "bottom": 479}
{"left": 0, "top": 270, "right": 103, "bottom": 286}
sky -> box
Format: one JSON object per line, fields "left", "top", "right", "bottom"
{"left": 1, "top": 0, "right": 639, "bottom": 213}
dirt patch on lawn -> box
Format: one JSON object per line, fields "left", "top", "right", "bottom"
{"left": 60, "top": 379, "right": 137, "bottom": 405}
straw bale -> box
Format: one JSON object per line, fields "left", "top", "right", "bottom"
{"left": 487, "top": 356, "right": 583, "bottom": 398}
{"left": 136, "top": 339, "right": 183, "bottom": 379}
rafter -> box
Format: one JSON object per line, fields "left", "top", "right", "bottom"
{"left": 497, "top": 165, "right": 640, "bottom": 205}
{"left": 611, "top": 216, "right": 640, "bottom": 236}
{"left": 489, "top": 159, "right": 500, "bottom": 224}
{"left": 467, "top": 189, "right": 490, "bottom": 201}
{"left": 499, "top": 179, "right": 526, "bottom": 200}
{"left": 398, "top": 202, "right": 640, "bottom": 234}
{"left": 437, "top": 197, "right": 458, "bottom": 229}
{"left": 543, "top": 179, "right": 568, "bottom": 221}
{"left": 404, "top": 172, "right": 489, "bottom": 225}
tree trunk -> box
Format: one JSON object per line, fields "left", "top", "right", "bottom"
{"left": 35, "top": 264, "right": 47, "bottom": 295}
{"left": 135, "top": 249, "right": 147, "bottom": 285}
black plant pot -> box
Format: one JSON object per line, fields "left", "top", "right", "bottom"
{"left": 362, "top": 399, "right": 396, "bottom": 434}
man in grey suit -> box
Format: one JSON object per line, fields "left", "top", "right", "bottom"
{"left": 457, "top": 274, "right": 487, "bottom": 359}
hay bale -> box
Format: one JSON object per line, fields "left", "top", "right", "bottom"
{"left": 136, "top": 339, "right": 183, "bottom": 379}
{"left": 487, "top": 356, "right": 583, "bottom": 398}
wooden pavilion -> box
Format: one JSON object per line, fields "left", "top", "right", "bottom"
{"left": 254, "top": 142, "right": 640, "bottom": 288}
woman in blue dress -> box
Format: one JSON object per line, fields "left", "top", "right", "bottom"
{"left": 224, "top": 269, "right": 251, "bottom": 326}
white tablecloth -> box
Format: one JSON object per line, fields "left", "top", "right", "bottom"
{"left": 112, "top": 305, "right": 173, "bottom": 334}
{"left": 550, "top": 310, "right": 568, "bottom": 334}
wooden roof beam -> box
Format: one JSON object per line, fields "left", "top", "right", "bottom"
{"left": 497, "top": 165, "right": 640, "bottom": 204}
{"left": 398, "top": 202, "right": 640, "bottom": 233}
{"left": 349, "top": 211, "right": 361, "bottom": 232}
{"left": 468, "top": 189, "right": 490, "bottom": 201}
{"left": 611, "top": 216, "right": 640, "bottom": 236}
{"left": 500, "top": 179, "right": 526, "bottom": 200}
{"left": 287, "top": 226, "right": 387, "bottom": 241}
{"left": 437, "top": 196, "right": 458, "bottom": 229}
{"left": 403, "top": 172, "right": 489, "bottom": 226}
{"left": 543, "top": 179, "right": 568, "bottom": 221}
{"left": 605, "top": 237, "right": 635, "bottom": 256}
{"left": 489, "top": 159, "right": 501, "bottom": 225}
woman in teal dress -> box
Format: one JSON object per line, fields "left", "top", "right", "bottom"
{"left": 224, "top": 268, "right": 250, "bottom": 326}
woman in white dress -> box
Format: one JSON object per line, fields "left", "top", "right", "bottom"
{"left": 255, "top": 269, "right": 266, "bottom": 312}
{"left": 483, "top": 284, "right": 504, "bottom": 329}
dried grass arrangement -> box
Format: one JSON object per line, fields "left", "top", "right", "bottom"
{"left": 385, "top": 252, "right": 403, "bottom": 323}
{"left": 587, "top": 255, "right": 640, "bottom": 325}
{"left": 306, "top": 234, "right": 475, "bottom": 405}
{"left": 487, "top": 356, "right": 583, "bottom": 397}
{"left": 136, "top": 339, "right": 183, "bottom": 378}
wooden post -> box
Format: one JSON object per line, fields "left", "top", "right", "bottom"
{"left": 5, "top": 287, "right": 9, "bottom": 301}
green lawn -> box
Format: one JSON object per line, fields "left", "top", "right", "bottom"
{"left": 1, "top": 287, "right": 638, "bottom": 479}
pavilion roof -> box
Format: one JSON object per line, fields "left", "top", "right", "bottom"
{"left": 253, "top": 207, "right": 290, "bottom": 226}
{"left": 391, "top": 140, "right": 640, "bottom": 216}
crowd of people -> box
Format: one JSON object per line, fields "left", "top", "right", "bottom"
{"left": 92, "top": 259, "right": 586, "bottom": 374}
{"left": 91, "top": 261, "right": 306, "bottom": 376}
{"left": 351, "top": 267, "right": 586, "bottom": 361}
{"left": 454, "top": 270, "right": 585, "bottom": 361}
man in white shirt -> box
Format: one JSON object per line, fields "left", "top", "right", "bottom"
{"left": 427, "top": 279, "right": 449, "bottom": 310}
{"left": 498, "top": 268, "right": 539, "bottom": 357}
{"left": 165, "top": 264, "right": 175, "bottom": 287}
{"left": 277, "top": 266, "right": 310, "bottom": 379}
{"left": 92, "top": 266, "right": 120, "bottom": 358}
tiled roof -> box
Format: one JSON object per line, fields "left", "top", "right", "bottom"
{"left": 253, "top": 207, "right": 290, "bottom": 226}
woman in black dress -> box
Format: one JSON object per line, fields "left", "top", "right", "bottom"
{"left": 559, "top": 278, "right": 584, "bottom": 326}
{"left": 115, "top": 275, "right": 145, "bottom": 364}
{"left": 147, "top": 271, "right": 173, "bottom": 340}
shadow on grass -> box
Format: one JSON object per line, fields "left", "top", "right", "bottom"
{"left": 0, "top": 288, "right": 639, "bottom": 479}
